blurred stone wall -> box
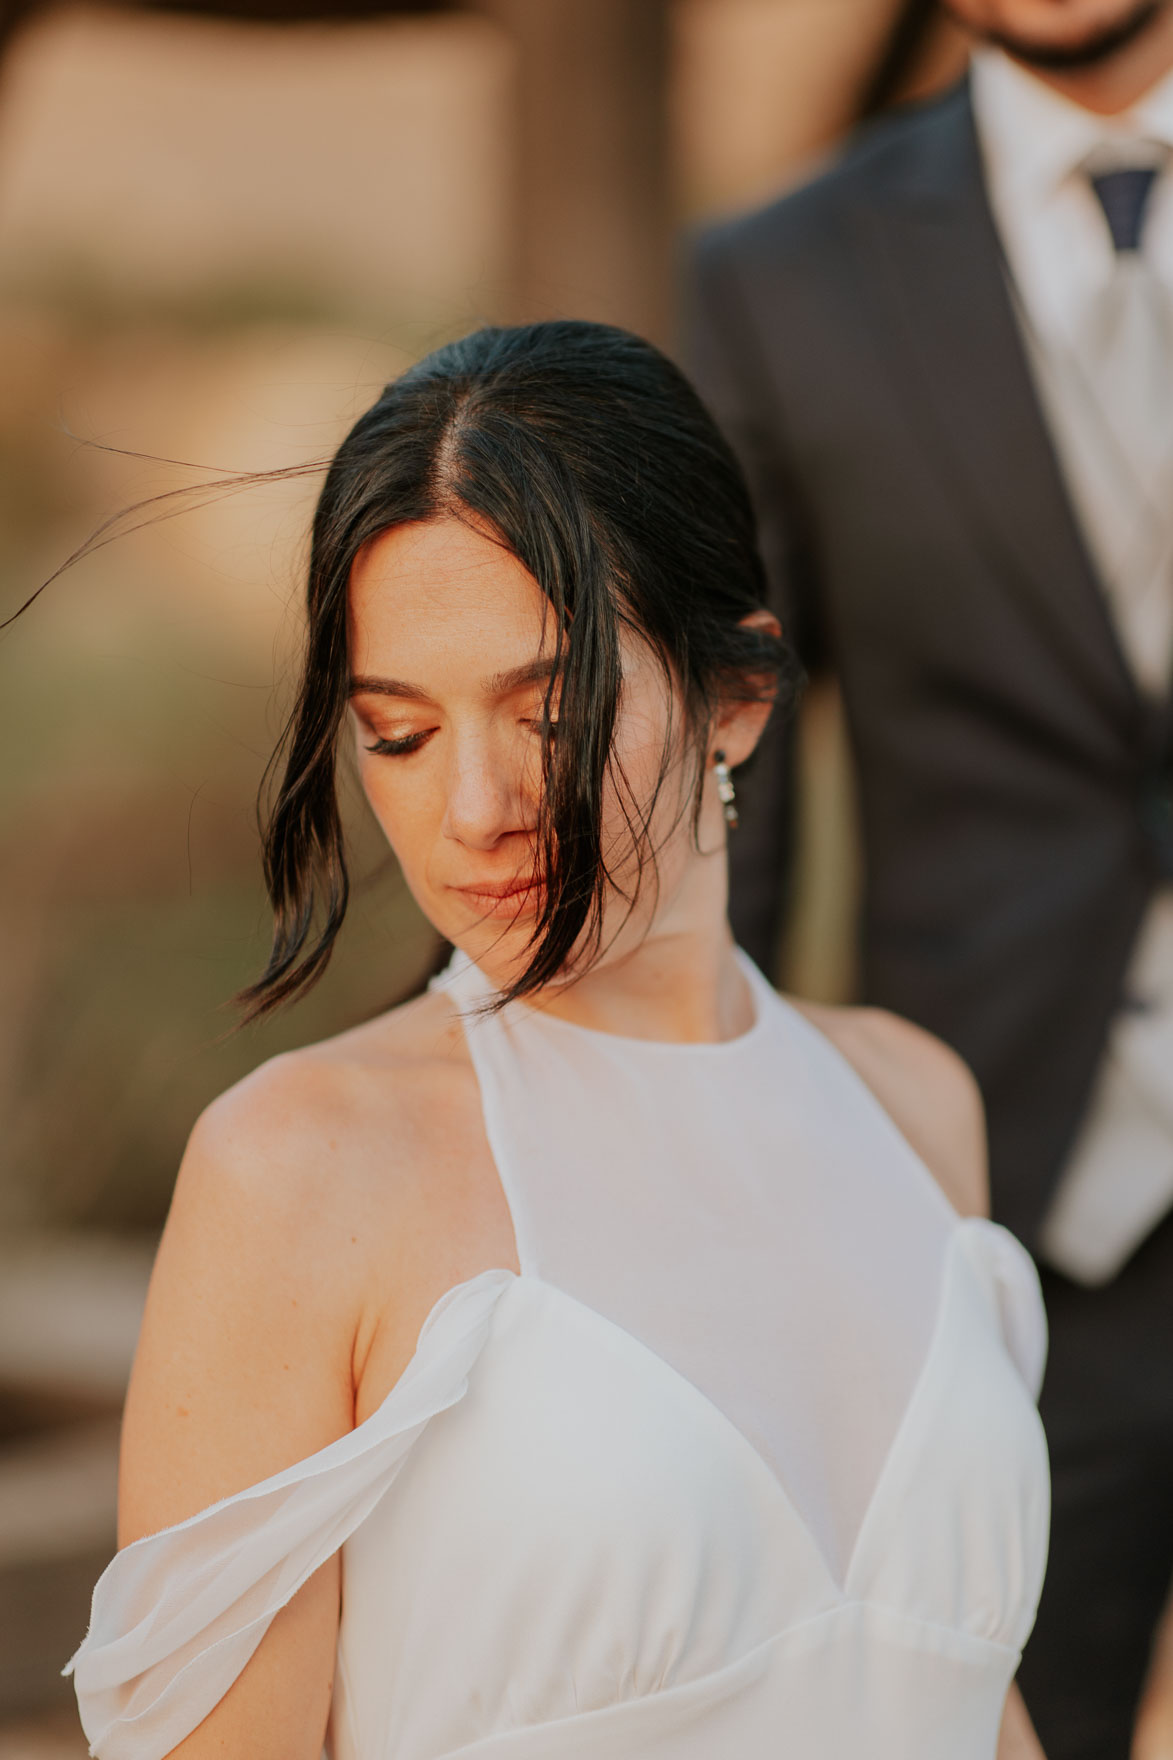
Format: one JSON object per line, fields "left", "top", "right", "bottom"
{"left": 0, "top": 5, "right": 515, "bottom": 323}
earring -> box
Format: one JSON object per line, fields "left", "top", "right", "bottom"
{"left": 713, "top": 750, "right": 739, "bottom": 831}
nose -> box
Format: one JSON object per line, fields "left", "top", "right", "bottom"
{"left": 441, "top": 729, "right": 534, "bottom": 850}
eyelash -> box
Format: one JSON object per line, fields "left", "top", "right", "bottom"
{"left": 364, "top": 720, "right": 558, "bottom": 759}
{"left": 365, "top": 731, "right": 433, "bottom": 757}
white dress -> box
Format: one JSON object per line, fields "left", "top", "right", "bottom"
{"left": 68, "top": 952, "right": 1050, "bottom": 1760}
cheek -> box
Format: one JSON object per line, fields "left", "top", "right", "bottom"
{"left": 600, "top": 698, "right": 692, "bottom": 867}
{"left": 356, "top": 752, "right": 439, "bottom": 881}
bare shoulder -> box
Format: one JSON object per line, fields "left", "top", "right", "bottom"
{"left": 122, "top": 987, "right": 496, "bottom": 1538}
{"left": 178, "top": 988, "right": 469, "bottom": 1260}
{"left": 161, "top": 984, "right": 495, "bottom": 1393}
{"left": 188, "top": 988, "right": 467, "bottom": 1201}
{"left": 791, "top": 1000, "right": 989, "bottom": 1218}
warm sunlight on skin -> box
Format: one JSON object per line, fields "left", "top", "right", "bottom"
{"left": 105, "top": 507, "right": 1016, "bottom": 1760}
{"left": 347, "top": 517, "right": 773, "bottom": 1033}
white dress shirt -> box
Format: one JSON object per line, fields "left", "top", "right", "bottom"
{"left": 972, "top": 50, "right": 1173, "bottom": 1284}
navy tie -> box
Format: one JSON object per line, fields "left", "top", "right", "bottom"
{"left": 1090, "top": 165, "right": 1160, "bottom": 253}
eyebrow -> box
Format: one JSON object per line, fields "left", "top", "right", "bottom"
{"left": 348, "top": 656, "right": 560, "bottom": 702}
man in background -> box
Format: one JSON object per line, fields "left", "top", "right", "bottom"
{"left": 687, "top": 3, "right": 1173, "bottom": 1755}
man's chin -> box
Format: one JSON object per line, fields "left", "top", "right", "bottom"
{"left": 987, "top": 0, "right": 1165, "bottom": 70}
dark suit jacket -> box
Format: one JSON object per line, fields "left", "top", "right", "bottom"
{"left": 686, "top": 79, "right": 1173, "bottom": 1244}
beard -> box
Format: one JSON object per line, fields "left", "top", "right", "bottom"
{"left": 986, "top": 0, "right": 1166, "bottom": 69}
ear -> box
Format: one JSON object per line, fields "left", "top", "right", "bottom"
{"left": 709, "top": 609, "right": 784, "bottom": 769}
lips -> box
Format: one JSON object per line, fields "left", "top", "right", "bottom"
{"left": 449, "top": 877, "right": 545, "bottom": 920}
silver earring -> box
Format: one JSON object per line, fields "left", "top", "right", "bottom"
{"left": 713, "top": 750, "right": 739, "bottom": 830}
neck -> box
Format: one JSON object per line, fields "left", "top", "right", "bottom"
{"left": 545, "top": 926, "right": 750, "bottom": 1043}
{"left": 537, "top": 809, "right": 753, "bottom": 1044}
{"left": 1008, "top": 5, "right": 1173, "bottom": 113}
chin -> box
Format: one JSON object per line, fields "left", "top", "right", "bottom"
{"left": 446, "top": 915, "right": 539, "bottom": 980}
{"left": 988, "top": 0, "right": 1166, "bottom": 68}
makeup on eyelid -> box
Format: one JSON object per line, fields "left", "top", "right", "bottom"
{"left": 366, "top": 732, "right": 433, "bottom": 756}
{"left": 360, "top": 717, "right": 557, "bottom": 759}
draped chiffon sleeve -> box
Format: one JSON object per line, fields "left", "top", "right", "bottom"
{"left": 971, "top": 1221, "right": 1048, "bottom": 1402}
{"left": 66, "top": 1269, "right": 514, "bottom": 1760}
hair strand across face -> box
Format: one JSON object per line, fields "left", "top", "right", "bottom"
{"left": 234, "top": 320, "right": 801, "bottom": 1020}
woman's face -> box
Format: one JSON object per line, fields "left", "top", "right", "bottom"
{"left": 347, "top": 516, "right": 729, "bottom": 992}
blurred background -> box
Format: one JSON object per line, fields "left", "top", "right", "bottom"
{"left": 0, "top": 1, "right": 966, "bottom": 1750}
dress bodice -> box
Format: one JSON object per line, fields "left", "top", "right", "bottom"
{"left": 68, "top": 953, "right": 1049, "bottom": 1760}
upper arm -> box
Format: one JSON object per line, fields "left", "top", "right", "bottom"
{"left": 118, "top": 1056, "right": 364, "bottom": 1758}
{"left": 998, "top": 1684, "right": 1047, "bottom": 1759}
{"left": 121, "top": 1060, "right": 360, "bottom": 1541}
{"left": 815, "top": 1007, "right": 990, "bottom": 1219}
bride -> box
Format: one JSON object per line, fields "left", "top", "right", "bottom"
{"left": 68, "top": 320, "right": 1049, "bottom": 1759}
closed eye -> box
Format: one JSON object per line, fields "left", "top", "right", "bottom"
{"left": 365, "top": 730, "right": 435, "bottom": 757}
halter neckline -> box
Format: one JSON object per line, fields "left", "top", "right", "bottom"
{"left": 440, "top": 946, "right": 774, "bottom": 1056}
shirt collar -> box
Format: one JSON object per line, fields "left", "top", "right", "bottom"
{"left": 972, "top": 47, "right": 1173, "bottom": 202}
{"left": 1132, "top": 61, "right": 1173, "bottom": 147}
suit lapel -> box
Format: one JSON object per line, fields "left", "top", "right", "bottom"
{"left": 853, "top": 83, "right": 1142, "bottom": 730}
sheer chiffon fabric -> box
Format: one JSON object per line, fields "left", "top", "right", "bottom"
{"left": 69, "top": 952, "right": 1049, "bottom": 1759}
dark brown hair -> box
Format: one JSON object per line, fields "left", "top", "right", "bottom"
{"left": 8, "top": 319, "right": 797, "bottom": 1018}
{"left": 239, "top": 319, "right": 799, "bottom": 1018}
